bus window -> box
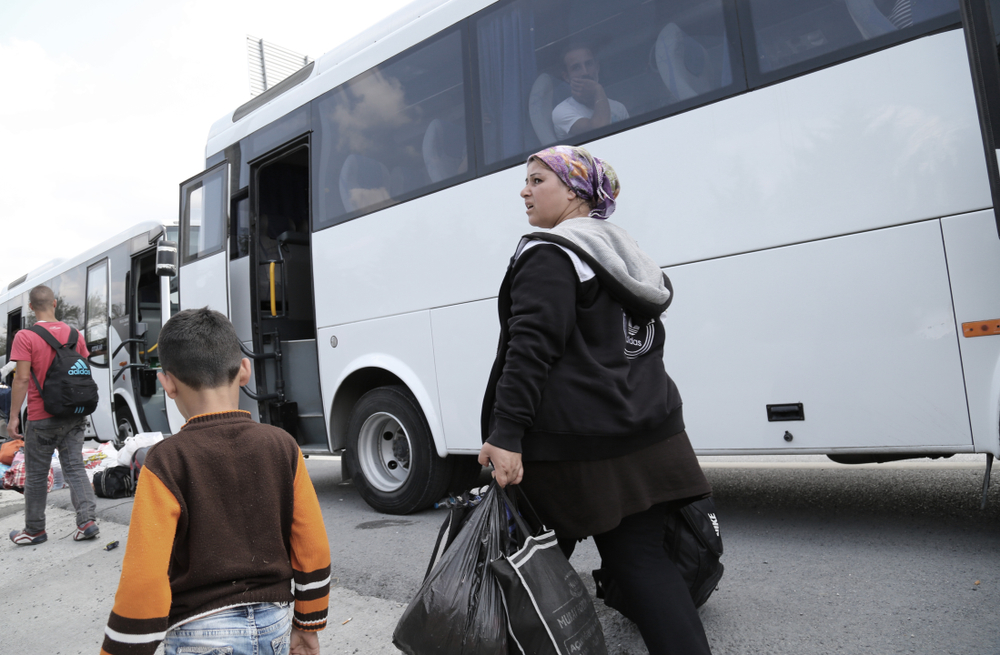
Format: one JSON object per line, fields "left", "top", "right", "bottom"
{"left": 232, "top": 194, "right": 250, "bottom": 259}
{"left": 741, "top": 0, "right": 959, "bottom": 80}
{"left": 314, "top": 29, "right": 468, "bottom": 228}
{"left": 49, "top": 265, "right": 86, "bottom": 331}
{"left": 86, "top": 260, "right": 109, "bottom": 366}
{"left": 477, "top": 0, "right": 743, "bottom": 166}
{"left": 181, "top": 169, "right": 227, "bottom": 264}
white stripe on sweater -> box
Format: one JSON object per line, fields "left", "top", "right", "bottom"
{"left": 104, "top": 626, "right": 166, "bottom": 644}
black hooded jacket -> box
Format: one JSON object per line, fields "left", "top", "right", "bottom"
{"left": 481, "top": 218, "right": 685, "bottom": 461}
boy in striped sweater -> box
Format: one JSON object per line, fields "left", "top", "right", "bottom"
{"left": 100, "top": 308, "right": 330, "bottom": 655}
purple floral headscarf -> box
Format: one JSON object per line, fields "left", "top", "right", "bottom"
{"left": 528, "top": 145, "right": 620, "bottom": 219}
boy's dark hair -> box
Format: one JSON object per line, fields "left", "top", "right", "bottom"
{"left": 158, "top": 308, "right": 243, "bottom": 390}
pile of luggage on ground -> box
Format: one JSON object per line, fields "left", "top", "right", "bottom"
{"left": 0, "top": 424, "right": 162, "bottom": 499}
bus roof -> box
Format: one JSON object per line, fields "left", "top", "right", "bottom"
{"left": 3, "top": 221, "right": 168, "bottom": 296}
{"left": 206, "top": 0, "right": 492, "bottom": 159}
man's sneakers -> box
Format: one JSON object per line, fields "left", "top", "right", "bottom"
{"left": 9, "top": 522, "right": 99, "bottom": 544}
{"left": 73, "top": 521, "right": 100, "bottom": 541}
{"left": 9, "top": 529, "right": 47, "bottom": 545}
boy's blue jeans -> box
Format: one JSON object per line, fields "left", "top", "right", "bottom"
{"left": 163, "top": 602, "right": 291, "bottom": 655}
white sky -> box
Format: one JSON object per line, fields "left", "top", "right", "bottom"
{"left": 0, "top": 0, "right": 414, "bottom": 290}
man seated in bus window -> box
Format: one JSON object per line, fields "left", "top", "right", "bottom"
{"left": 552, "top": 44, "right": 629, "bottom": 140}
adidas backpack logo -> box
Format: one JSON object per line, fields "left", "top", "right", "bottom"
{"left": 29, "top": 325, "right": 100, "bottom": 418}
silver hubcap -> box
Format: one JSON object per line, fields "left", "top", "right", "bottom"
{"left": 357, "top": 412, "right": 411, "bottom": 492}
{"left": 118, "top": 418, "right": 134, "bottom": 440}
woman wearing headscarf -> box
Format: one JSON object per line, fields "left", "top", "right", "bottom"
{"left": 479, "top": 145, "right": 713, "bottom": 654}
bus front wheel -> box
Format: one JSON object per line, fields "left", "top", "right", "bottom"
{"left": 345, "top": 386, "right": 452, "bottom": 515}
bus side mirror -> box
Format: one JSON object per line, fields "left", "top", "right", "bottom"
{"left": 156, "top": 240, "right": 178, "bottom": 277}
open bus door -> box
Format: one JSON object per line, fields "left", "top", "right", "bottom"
{"left": 175, "top": 162, "right": 230, "bottom": 432}
{"left": 243, "top": 138, "right": 327, "bottom": 451}
{"left": 4, "top": 309, "right": 21, "bottom": 422}
{"left": 125, "top": 245, "right": 172, "bottom": 436}
{"left": 178, "top": 162, "right": 231, "bottom": 315}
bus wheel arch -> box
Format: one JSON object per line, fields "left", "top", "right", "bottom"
{"left": 343, "top": 385, "right": 453, "bottom": 514}
{"left": 329, "top": 367, "right": 405, "bottom": 453}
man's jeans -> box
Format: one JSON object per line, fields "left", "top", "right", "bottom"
{"left": 24, "top": 416, "right": 96, "bottom": 533}
{"left": 163, "top": 603, "right": 292, "bottom": 655}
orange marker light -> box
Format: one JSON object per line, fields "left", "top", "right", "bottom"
{"left": 962, "top": 320, "right": 1000, "bottom": 338}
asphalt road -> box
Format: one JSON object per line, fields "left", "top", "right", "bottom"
{"left": 308, "top": 456, "right": 1000, "bottom": 655}
{"left": 3, "top": 455, "right": 997, "bottom": 654}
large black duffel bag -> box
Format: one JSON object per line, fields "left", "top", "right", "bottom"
{"left": 93, "top": 465, "right": 134, "bottom": 499}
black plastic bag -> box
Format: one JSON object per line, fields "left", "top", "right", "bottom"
{"left": 490, "top": 487, "right": 608, "bottom": 655}
{"left": 394, "top": 483, "right": 510, "bottom": 655}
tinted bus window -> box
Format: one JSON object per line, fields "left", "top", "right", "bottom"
{"left": 741, "top": 0, "right": 959, "bottom": 80}
{"left": 232, "top": 195, "right": 250, "bottom": 259}
{"left": 314, "top": 30, "right": 469, "bottom": 228}
{"left": 477, "top": 0, "right": 743, "bottom": 166}
{"left": 86, "top": 260, "right": 109, "bottom": 365}
{"left": 50, "top": 265, "right": 86, "bottom": 330}
{"left": 181, "top": 166, "right": 227, "bottom": 264}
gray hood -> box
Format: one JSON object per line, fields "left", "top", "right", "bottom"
{"left": 531, "top": 218, "right": 671, "bottom": 312}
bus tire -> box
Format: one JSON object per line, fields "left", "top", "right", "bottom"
{"left": 345, "top": 386, "right": 452, "bottom": 515}
{"left": 116, "top": 408, "right": 137, "bottom": 446}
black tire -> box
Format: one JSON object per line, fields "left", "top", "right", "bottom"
{"left": 344, "top": 386, "right": 453, "bottom": 515}
{"left": 116, "top": 408, "right": 137, "bottom": 446}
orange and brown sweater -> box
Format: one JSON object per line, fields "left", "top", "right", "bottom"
{"left": 100, "top": 411, "right": 331, "bottom": 655}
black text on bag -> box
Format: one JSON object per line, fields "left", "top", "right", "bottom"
{"left": 594, "top": 497, "right": 724, "bottom": 618}
{"left": 665, "top": 497, "right": 725, "bottom": 608}
{"left": 28, "top": 325, "right": 99, "bottom": 418}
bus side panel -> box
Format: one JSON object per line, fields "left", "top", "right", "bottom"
{"left": 317, "top": 311, "right": 445, "bottom": 456}
{"left": 941, "top": 209, "right": 1000, "bottom": 458}
{"left": 601, "top": 29, "right": 991, "bottom": 269}
{"left": 311, "top": 169, "right": 526, "bottom": 330}
{"left": 663, "top": 219, "right": 972, "bottom": 454}
{"left": 430, "top": 299, "right": 499, "bottom": 453}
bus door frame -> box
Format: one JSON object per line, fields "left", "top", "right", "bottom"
{"left": 960, "top": 0, "right": 1000, "bottom": 237}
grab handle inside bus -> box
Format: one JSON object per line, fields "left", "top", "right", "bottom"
{"left": 269, "top": 262, "right": 277, "bottom": 317}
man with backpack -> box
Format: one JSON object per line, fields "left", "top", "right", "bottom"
{"left": 7, "top": 285, "right": 100, "bottom": 545}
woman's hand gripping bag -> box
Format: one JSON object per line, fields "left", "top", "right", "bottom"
{"left": 393, "top": 483, "right": 510, "bottom": 655}
{"left": 490, "top": 487, "right": 608, "bottom": 655}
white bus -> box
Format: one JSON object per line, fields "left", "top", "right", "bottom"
{"left": 176, "top": 0, "right": 1000, "bottom": 514}
{"left": 1, "top": 222, "right": 181, "bottom": 443}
